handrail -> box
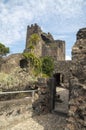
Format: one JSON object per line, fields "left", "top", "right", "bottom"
{"left": 0, "top": 89, "right": 38, "bottom": 103}
{"left": 0, "top": 89, "right": 38, "bottom": 95}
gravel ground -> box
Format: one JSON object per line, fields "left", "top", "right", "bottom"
{"left": 0, "top": 110, "right": 67, "bottom": 130}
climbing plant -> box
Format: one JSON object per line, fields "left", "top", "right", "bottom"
{"left": 28, "top": 33, "right": 40, "bottom": 51}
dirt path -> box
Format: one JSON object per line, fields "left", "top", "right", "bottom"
{"left": 0, "top": 88, "right": 68, "bottom": 130}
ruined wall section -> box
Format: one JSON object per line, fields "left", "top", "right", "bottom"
{"left": 42, "top": 40, "right": 65, "bottom": 61}
{"left": 55, "top": 40, "right": 65, "bottom": 60}
{"left": 66, "top": 28, "right": 86, "bottom": 130}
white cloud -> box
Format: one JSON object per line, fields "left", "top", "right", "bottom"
{"left": 66, "top": 55, "right": 71, "bottom": 60}
{"left": 0, "top": 0, "right": 86, "bottom": 54}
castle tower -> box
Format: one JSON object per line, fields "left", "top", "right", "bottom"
{"left": 24, "top": 23, "right": 43, "bottom": 57}
{"left": 25, "top": 23, "right": 42, "bottom": 49}
{"left": 24, "top": 23, "right": 65, "bottom": 61}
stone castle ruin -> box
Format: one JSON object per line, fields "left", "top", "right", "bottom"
{"left": 0, "top": 24, "right": 86, "bottom": 130}
{"left": 24, "top": 23, "right": 65, "bottom": 61}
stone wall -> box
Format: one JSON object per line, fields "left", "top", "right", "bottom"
{"left": 66, "top": 62, "right": 86, "bottom": 130}
{"left": 66, "top": 28, "right": 86, "bottom": 130}
{"left": 32, "top": 78, "right": 51, "bottom": 114}
{"left": 42, "top": 40, "right": 65, "bottom": 61}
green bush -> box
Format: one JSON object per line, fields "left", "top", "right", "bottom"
{"left": 23, "top": 53, "right": 54, "bottom": 77}
{"left": 23, "top": 52, "right": 42, "bottom": 75}
{"left": 41, "top": 56, "right": 54, "bottom": 76}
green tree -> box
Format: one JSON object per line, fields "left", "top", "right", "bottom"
{"left": 41, "top": 56, "right": 54, "bottom": 76}
{"left": 0, "top": 43, "right": 9, "bottom": 56}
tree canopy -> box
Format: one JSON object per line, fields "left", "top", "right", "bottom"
{"left": 0, "top": 43, "right": 10, "bottom": 56}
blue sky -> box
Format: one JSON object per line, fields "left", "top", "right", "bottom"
{"left": 0, "top": 0, "right": 86, "bottom": 60}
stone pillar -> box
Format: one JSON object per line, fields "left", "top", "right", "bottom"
{"left": 32, "top": 78, "right": 51, "bottom": 114}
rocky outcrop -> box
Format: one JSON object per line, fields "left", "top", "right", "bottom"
{"left": 0, "top": 53, "right": 38, "bottom": 93}
{"left": 0, "top": 53, "right": 24, "bottom": 73}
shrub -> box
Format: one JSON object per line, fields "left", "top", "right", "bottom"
{"left": 23, "top": 52, "right": 42, "bottom": 75}
{"left": 41, "top": 56, "right": 54, "bottom": 76}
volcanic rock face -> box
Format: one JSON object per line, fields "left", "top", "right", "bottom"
{"left": 66, "top": 28, "right": 86, "bottom": 130}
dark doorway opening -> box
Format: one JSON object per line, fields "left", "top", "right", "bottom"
{"left": 53, "top": 73, "right": 61, "bottom": 86}
{"left": 20, "top": 59, "right": 28, "bottom": 68}
{"left": 51, "top": 74, "right": 69, "bottom": 115}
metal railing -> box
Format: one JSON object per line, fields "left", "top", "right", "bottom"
{"left": 0, "top": 89, "right": 38, "bottom": 102}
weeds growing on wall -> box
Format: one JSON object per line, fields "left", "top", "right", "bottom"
{"left": 23, "top": 52, "right": 54, "bottom": 77}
